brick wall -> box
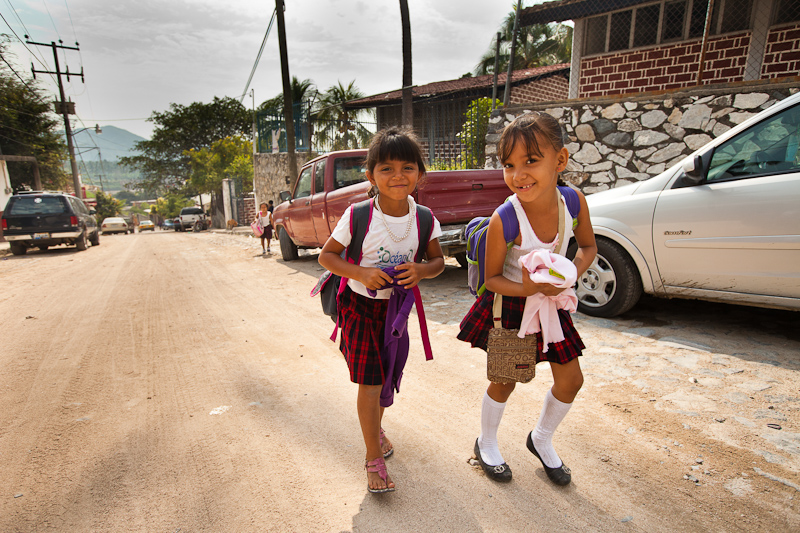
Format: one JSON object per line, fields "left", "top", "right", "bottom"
{"left": 510, "top": 74, "right": 570, "bottom": 104}
{"left": 762, "top": 23, "right": 800, "bottom": 78}
{"left": 579, "top": 33, "right": 752, "bottom": 98}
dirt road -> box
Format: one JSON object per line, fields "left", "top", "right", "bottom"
{"left": 0, "top": 230, "right": 797, "bottom": 532}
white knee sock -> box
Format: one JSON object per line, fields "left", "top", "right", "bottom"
{"left": 531, "top": 389, "right": 572, "bottom": 468}
{"left": 478, "top": 392, "right": 506, "bottom": 466}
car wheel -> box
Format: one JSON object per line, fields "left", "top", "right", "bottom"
{"left": 279, "top": 227, "right": 299, "bottom": 261}
{"left": 453, "top": 252, "right": 468, "bottom": 269}
{"left": 10, "top": 243, "right": 27, "bottom": 255}
{"left": 567, "top": 237, "right": 642, "bottom": 318}
{"left": 76, "top": 230, "right": 88, "bottom": 251}
{"left": 90, "top": 230, "right": 100, "bottom": 246}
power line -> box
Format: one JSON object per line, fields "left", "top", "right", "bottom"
{"left": 240, "top": 8, "right": 277, "bottom": 103}
{"left": 41, "top": 0, "right": 61, "bottom": 39}
{"left": 0, "top": 10, "right": 56, "bottom": 83}
{"left": 3, "top": 0, "right": 53, "bottom": 70}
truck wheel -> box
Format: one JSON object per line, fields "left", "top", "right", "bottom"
{"left": 76, "top": 230, "right": 88, "bottom": 251}
{"left": 567, "top": 237, "right": 642, "bottom": 318}
{"left": 453, "top": 252, "right": 468, "bottom": 269}
{"left": 10, "top": 243, "right": 26, "bottom": 255}
{"left": 90, "top": 230, "right": 100, "bottom": 246}
{"left": 279, "top": 227, "right": 298, "bottom": 261}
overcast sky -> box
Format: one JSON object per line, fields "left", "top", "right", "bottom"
{"left": 2, "top": 0, "right": 532, "bottom": 139}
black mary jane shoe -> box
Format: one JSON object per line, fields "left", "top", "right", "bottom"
{"left": 474, "top": 439, "right": 512, "bottom": 482}
{"left": 526, "top": 432, "right": 572, "bottom": 486}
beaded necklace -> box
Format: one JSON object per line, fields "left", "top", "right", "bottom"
{"left": 374, "top": 195, "right": 415, "bottom": 243}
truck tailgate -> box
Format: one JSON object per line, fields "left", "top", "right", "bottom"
{"left": 418, "top": 169, "right": 507, "bottom": 225}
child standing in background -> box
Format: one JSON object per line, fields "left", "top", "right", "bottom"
{"left": 255, "top": 203, "right": 273, "bottom": 254}
{"left": 318, "top": 127, "right": 445, "bottom": 493}
{"left": 458, "top": 112, "right": 597, "bottom": 485}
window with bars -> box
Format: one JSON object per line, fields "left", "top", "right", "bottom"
{"left": 584, "top": 0, "right": 756, "bottom": 56}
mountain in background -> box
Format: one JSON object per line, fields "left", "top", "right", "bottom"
{"left": 59, "top": 126, "right": 147, "bottom": 193}
{"left": 62, "top": 125, "right": 146, "bottom": 162}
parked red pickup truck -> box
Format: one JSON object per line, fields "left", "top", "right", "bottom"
{"left": 273, "top": 149, "right": 508, "bottom": 263}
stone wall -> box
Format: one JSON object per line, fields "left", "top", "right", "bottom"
{"left": 253, "top": 152, "right": 316, "bottom": 208}
{"left": 484, "top": 81, "right": 799, "bottom": 194}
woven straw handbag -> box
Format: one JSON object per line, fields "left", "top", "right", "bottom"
{"left": 486, "top": 294, "right": 537, "bottom": 384}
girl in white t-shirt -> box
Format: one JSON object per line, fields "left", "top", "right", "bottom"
{"left": 319, "top": 127, "right": 444, "bottom": 494}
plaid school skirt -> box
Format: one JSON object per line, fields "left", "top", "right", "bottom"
{"left": 457, "top": 292, "right": 584, "bottom": 365}
{"left": 338, "top": 286, "right": 389, "bottom": 386}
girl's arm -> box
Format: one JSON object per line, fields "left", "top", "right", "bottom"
{"left": 394, "top": 238, "right": 445, "bottom": 289}
{"left": 483, "top": 211, "right": 563, "bottom": 298}
{"left": 570, "top": 191, "right": 597, "bottom": 277}
{"left": 318, "top": 237, "right": 394, "bottom": 291}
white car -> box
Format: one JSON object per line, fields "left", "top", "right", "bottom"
{"left": 569, "top": 90, "right": 800, "bottom": 317}
{"left": 100, "top": 217, "right": 129, "bottom": 235}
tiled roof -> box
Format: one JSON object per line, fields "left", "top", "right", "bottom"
{"left": 344, "top": 63, "right": 569, "bottom": 109}
{"left": 519, "top": 0, "right": 651, "bottom": 25}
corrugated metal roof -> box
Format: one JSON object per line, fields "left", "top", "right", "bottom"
{"left": 519, "top": 0, "right": 653, "bottom": 25}
{"left": 344, "top": 64, "right": 569, "bottom": 109}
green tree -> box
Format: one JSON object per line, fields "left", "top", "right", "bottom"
{"left": 314, "top": 80, "right": 373, "bottom": 150}
{"left": 151, "top": 193, "right": 194, "bottom": 219}
{"left": 186, "top": 135, "right": 253, "bottom": 196}
{"left": 474, "top": 7, "right": 572, "bottom": 75}
{"left": 120, "top": 96, "right": 250, "bottom": 193}
{"left": 94, "top": 190, "right": 124, "bottom": 222}
{"left": 0, "top": 42, "right": 69, "bottom": 190}
{"left": 457, "top": 98, "right": 503, "bottom": 169}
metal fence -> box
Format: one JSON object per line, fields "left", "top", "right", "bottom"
{"left": 255, "top": 102, "right": 377, "bottom": 155}
{"left": 255, "top": 95, "right": 493, "bottom": 170}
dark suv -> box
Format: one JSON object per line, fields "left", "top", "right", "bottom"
{"left": 1, "top": 191, "right": 100, "bottom": 255}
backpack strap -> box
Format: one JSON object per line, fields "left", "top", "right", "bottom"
{"left": 496, "top": 199, "right": 520, "bottom": 245}
{"left": 557, "top": 185, "right": 581, "bottom": 225}
{"left": 414, "top": 205, "right": 434, "bottom": 263}
{"left": 347, "top": 198, "right": 373, "bottom": 263}
{"left": 330, "top": 198, "right": 374, "bottom": 342}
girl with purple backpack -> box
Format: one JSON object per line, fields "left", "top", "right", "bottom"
{"left": 458, "top": 112, "right": 597, "bottom": 486}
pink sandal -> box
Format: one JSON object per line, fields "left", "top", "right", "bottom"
{"left": 379, "top": 428, "right": 394, "bottom": 458}
{"left": 365, "top": 457, "right": 395, "bottom": 493}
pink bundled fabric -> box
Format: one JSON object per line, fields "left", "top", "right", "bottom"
{"left": 517, "top": 250, "right": 578, "bottom": 352}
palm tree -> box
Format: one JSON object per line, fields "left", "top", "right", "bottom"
{"left": 314, "top": 80, "right": 373, "bottom": 151}
{"left": 474, "top": 9, "right": 572, "bottom": 76}
{"left": 258, "top": 76, "right": 317, "bottom": 112}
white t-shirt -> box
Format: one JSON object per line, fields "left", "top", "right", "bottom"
{"left": 330, "top": 197, "right": 442, "bottom": 299}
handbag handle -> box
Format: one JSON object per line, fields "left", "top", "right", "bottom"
{"left": 491, "top": 191, "right": 567, "bottom": 331}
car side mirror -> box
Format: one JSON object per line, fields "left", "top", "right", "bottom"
{"left": 89, "top": 208, "right": 96, "bottom": 215}
{"left": 681, "top": 155, "right": 705, "bottom": 185}
{"left": 279, "top": 191, "right": 291, "bottom": 203}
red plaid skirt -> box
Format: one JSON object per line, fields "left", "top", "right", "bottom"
{"left": 338, "top": 286, "right": 389, "bottom": 386}
{"left": 457, "top": 292, "right": 584, "bottom": 365}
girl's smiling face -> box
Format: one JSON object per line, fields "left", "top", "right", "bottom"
{"left": 502, "top": 135, "right": 568, "bottom": 203}
{"left": 366, "top": 159, "right": 421, "bottom": 202}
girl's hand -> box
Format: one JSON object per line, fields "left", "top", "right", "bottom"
{"left": 521, "top": 272, "right": 566, "bottom": 297}
{"left": 358, "top": 267, "right": 394, "bottom": 291}
{"left": 394, "top": 262, "right": 423, "bottom": 289}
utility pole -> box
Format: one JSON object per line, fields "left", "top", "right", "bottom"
{"left": 491, "top": 32, "right": 501, "bottom": 111}
{"left": 26, "top": 37, "right": 84, "bottom": 198}
{"left": 275, "top": 0, "right": 297, "bottom": 186}
{"left": 503, "top": 0, "right": 522, "bottom": 108}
